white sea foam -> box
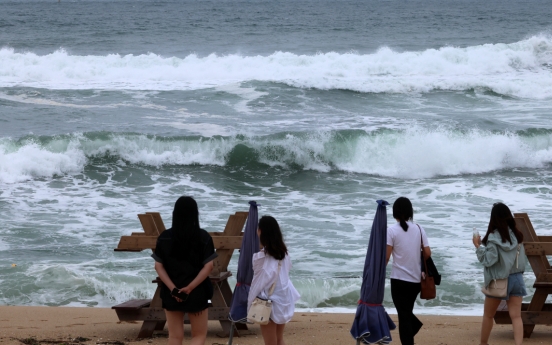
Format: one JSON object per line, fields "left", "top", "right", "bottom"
{"left": 2, "top": 128, "right": 552, "bottom": 183}
{"left": 1, "top": 34, "right": 551, "bottom": 98}
{"left": 0, "top": 138, "right": 86, "bottom": 183}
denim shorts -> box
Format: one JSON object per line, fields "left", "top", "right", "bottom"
{"left": 486, "top": 272, "right": 527, "bottom": 301}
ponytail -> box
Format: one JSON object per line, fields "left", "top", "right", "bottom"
{"left": 393, "top": 197, "right": 414, "bottom": 232}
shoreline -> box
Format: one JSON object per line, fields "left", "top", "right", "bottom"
{"left": 2, "top": 306, "right": 552, "bottom": 345}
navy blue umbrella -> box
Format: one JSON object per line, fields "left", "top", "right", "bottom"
{"left": 350, "top": 200, "right": 396, "bottom": 344}
{"left": 229, "top": 201, "right": 260, "bottom": 325}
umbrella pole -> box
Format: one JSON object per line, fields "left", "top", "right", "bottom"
{"left": 228, "top": 322, "right": 235, "bottom": 345}
{"left": 356, "top": 339, "right": 360, "bottom": 345}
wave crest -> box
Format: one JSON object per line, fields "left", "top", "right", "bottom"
{"left": 2, "top": 128, "right": 552, "bottom": 183}
{"left": 1, "top": 34, "right": 551, "bottom": 98}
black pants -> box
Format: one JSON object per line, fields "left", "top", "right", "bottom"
{"left": 391, "top": 278, "right": 423, "bottom": 345}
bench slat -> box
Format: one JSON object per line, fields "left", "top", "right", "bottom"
{"left": 115, "top": 235, "right": 243, "bottom": 251}
{"left": 112, "top": 299, "right": 151, "bottom": 310}
{"left": 524, "top": 242, "right": 552, "bottom": 256}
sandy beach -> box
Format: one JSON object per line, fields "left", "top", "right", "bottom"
{"left": 1, "top": 306, "right": 552, "bottom": 345}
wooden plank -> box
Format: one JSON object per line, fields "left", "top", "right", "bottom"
{"left": 524, "top": 242, "right": 552, "bottom": 256}
{"left": 533, "top": 281, "right": 552, "bottom": 288}
{"left": 235, "top": 211, "right": 249, "bottom": 219}
{"left": 138, "top": 214, "right": 159, "bottom": 237}
{"left": 146, "top": 212, "right": 166, "bottom": 233}
{"left": 214, "top": 213, "right": 248, "bottom": 275}
{"left": 225, "top": 212, "right": 248, "bottom": 236}
{"left": 116, "top": 235, "right": 157, "bottom": 251}
{"left": 535, "top": 273, "right": 552, "bottom": 283}
{"left": 496, "top": 301, "right": 552, "bottom": 312}
{"left": 116, "top": 235, "right": 242, "bottom": 251}
{"left": 515, "top": 214, "right": 536, "bottom": 241}
{"left": 514, "top": 215, "right": 549, "bottom": 276}
{"left": 112, "top": 299, "right": 151, "bottom": 310}
{"left": 523, "top": 288, "right": 549, "bottom": 338}
{"left": 538, "top": 236, "right": 552, "bottom": 242}
{"left": 515, "top": 213, "right": 551, "bottom": 270}
{"left": 521, "top": 311, "right": 552, "bottom": 325}
{"left": 212, "top": 236, "right": 243, "bottom": 250}
{"left": 114, "top": 307, "right": 231, "bottom": 322}
{"left": 495, "top": 310, "right": 552, "bottom": 325}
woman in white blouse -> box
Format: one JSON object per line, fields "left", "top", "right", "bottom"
{"left": 248, "top": 216, "right": 300, "bottom": 345}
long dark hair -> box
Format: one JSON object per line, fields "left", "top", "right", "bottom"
{"left": 171, "top": 196, "right": 202, "bottom": 264}
{"left": 482, "top": 202, "right": 523, "bottom": 245}
{"left": 258, "top": 216, "right": 287, "bottom": 260}
{"left": 393, "top": 197, "right": 413, "bottom": 232}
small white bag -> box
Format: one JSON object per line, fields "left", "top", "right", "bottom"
{"left": 247, "top": 260, "right": 281, "bottom": 325}
{"left": 480, "top": 244, "right": 521, "bottom": 298}
{"left": 481, "top": 278, "right": 508, "bottom": 298}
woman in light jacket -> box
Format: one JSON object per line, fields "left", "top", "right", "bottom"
{"left": 248, "top": 216, "right": 300, "bottom": 345}
{"left": 385, "top": 197, "right": 431, "bottom": 345}
{"left": 473, "top": 202, "right": 527, "bottom": 345}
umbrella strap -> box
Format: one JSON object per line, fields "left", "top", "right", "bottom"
{"left": 357, "top": 300, "right": 382, "bottom": 307}
{"left": 236, "top": 282, "right": 250, "bottom": 287}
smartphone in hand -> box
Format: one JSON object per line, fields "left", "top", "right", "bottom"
{"left": 171, "top": 288, "right": 189, "bottom": 301}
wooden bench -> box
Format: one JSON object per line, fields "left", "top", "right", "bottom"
{"left": 494, "top": 213, "right": 552, "bottom": 338}
{"left": 112, "top": 211, "right": 249, "bottom": 338}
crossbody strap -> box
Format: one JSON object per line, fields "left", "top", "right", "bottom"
{"left": 416, "top": 224, "right": 429, "bottom": 274}
{"left": 267, "top": 260, "right": 282, "bottom": 297}
{"left": 515, "top": 243, "right": 521, "bottom": 269}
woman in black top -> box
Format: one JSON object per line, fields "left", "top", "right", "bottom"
{"left": 152, "top": 196, "right": 218, "bottom": 345}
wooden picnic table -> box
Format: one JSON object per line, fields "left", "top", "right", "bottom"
{"left": 112, "top": 211, "right": 249, "bottom": 338}
{"left": 494, "top": 213, "right": 552, "bottom": 338}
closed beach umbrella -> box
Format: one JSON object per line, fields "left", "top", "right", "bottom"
{"left": 350, "top": 200, "right": 396, "bottom": 344}
{"left": 228, "top": 200, "right": 260, "bottom": 341}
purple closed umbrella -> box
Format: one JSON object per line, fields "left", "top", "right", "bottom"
{"left": 350, "top": 200, "right": 396, "bottom": 344}
{"left": 229, "top": 201, "right": 260, "bottom": 323}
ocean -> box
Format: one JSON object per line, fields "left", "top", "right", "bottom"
{"left": 1, "top": 0, "right": 552, "bottom": 315}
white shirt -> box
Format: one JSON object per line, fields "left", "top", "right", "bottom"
{"left": 386, "top": 221, "right": 430, "bottom": 283}
{"left": 247, "top": 250, "right": 300, "bottom": 324}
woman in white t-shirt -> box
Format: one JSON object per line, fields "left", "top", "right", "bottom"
{"left": 386, "top": 197, "right": 431, "bottom": 345}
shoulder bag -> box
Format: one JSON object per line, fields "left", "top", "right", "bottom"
{"left": 247, "top": 260, "right": 282, "bottom": 325}
{"left": 481, "top": 244, "right": 521, "bottom": 298}
{"left": 417, "top": 224, "right": 436, "bottom": 300}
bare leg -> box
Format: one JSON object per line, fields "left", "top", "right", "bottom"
{"left": 260, "top": 320, "right": 278, "bottom": 345}
{"left": 276, "top": 323, "right": 286, "bottom": 345}
{"left": 480, "top": 297, "right": 502, "bottom": 345}
{"left": 188, "top": 309, "right": 208, "bottom": 345}
{"left": 506, "top": 296, "right": 523, "bottom": 345}
{"left": 165, "top": 310, "right": 184, "bottom": 345}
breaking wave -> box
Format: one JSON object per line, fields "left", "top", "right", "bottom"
{"left": 1, "top": 34, "right": 552, "bottom": 98}
{"left": 2, "top": 128, "right": 552, "bottom": 183}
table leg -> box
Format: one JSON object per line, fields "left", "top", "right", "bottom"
{"left": 219, "top": 280, "right": 248, "bottom": 331}
{"left": 154, "top": 321, "right": 166, "bottom": 331}
{"left": 523, "top": 288, "right": 548, "bottom": 338}
{"left": 138, "top": 285, "right": 164, "bottom": 338}
{"left": 211, "top": 281, "right": 235, "bottom": 336}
